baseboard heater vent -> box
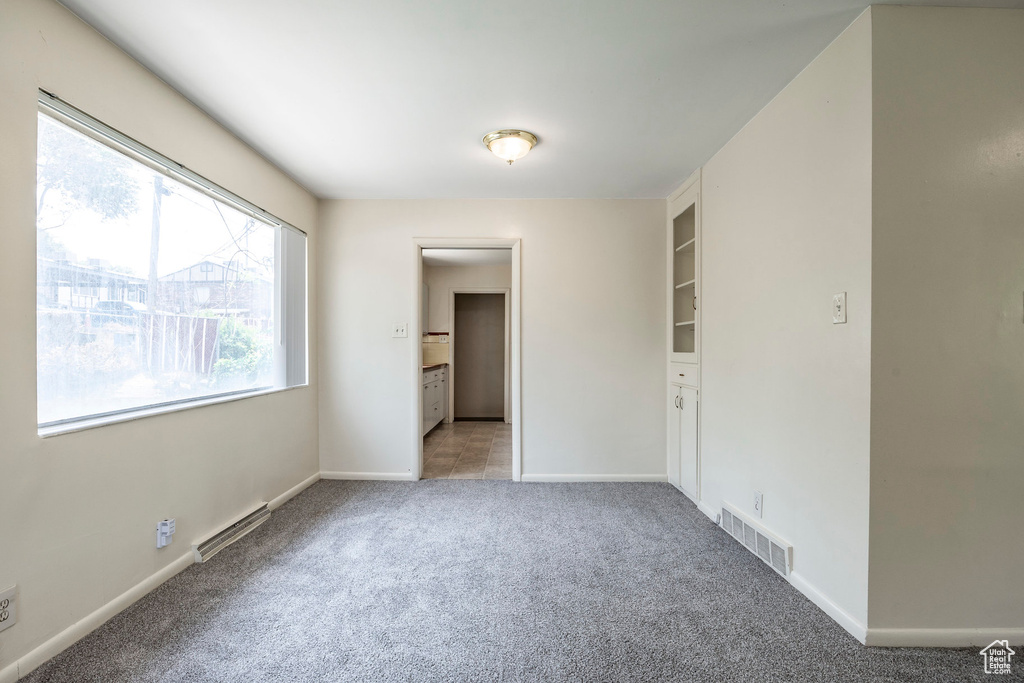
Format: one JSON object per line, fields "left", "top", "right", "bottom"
{"left": 193, "top": 503, "right": 270, "bottom": 563}
{"left": 720, "top": 503, "right": 792, "bottom": 577}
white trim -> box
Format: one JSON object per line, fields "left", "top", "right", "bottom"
{"left": 520, "top": 473, "right": 668, "bottom": 483}
{"left": 38, "top": 385, "right": 308, "bottom": 438}
{"left": 510, "top": 241, "right": 522, "bottom": 482}
{"left": 447, "top": 287, "right": 511, "bottom": 424}
{"left": 864, "top": 627, "right": 1024, "bottom": 648}
{"left": 668, "top": 167, "right": 702, "bottom": 203}
{"left": 415, "top": 238, "right": 519, "bottom": 249}
{"left": 697, "top": 499, "right": 719, "bottom": 522}
{"left": 1, "top": 473, "right": 322, "bottom": 679}
{"left": 415, "top": 242, "right": 425, "bottom": 479}
{"left": 268, "top": 472, "right": 320, "bottom": 510}
{"left": 414, "top": 238, "right": 523, "bottom": 482}
{"left": 10, "top": 552, "right": 194, "bottom": 680}
{"left": 787, "top": 571, "right": 867, "bottom": 644}
{"left": 320, "top": 471, "right": 417, "bottom": 481}
{"left": 38, "top": 91, "right": 302, "bottom": 235}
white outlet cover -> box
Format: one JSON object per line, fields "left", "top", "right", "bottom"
{"left": 392, "top": 323, "right": 408, "bottom": 338}
{"left": 753, "top": 491, "right": 764, "bottom": 518}
{"left": 832, "top": 292, "right": 847, "bottom": 324}
{"left": 0, "top": 585, "right": 17, "bottom": 633}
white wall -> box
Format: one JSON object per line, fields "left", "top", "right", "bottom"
{"left": 318, "top": 199, "right": 665, "bottom": 479}
{"left": 0, "top": 0, "right": 320, "bottom": 674}
{"left": 868, "top": 6, "right": 1024, "bottom": 634}
{"left": 423, "top": 264, "right": 511, "bottom": 334}
{"left": 699, "top": 11, "right": 873, "bottom": 630}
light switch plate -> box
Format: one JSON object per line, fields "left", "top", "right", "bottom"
{"left": 0, "top": 585, "right": 17, "bottom": 633}
{"left": 832, "top": 292, "right": 847, "bottom": 324}
{"left": 392, "top": 323, "right": 408, "bottom": 338}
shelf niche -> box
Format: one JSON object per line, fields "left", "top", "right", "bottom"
{"left": 672, "top": 204, "right": 696, "bottom": 354}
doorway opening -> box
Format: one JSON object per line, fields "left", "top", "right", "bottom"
{"left": 414, "top": 240, "right": 520, "bottom": 481}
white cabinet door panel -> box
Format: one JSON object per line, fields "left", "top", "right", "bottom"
{"left": 668, "top": 385, "right": 681, "bottom": 488}
{"left": 678, "top": 386, "right": 698, "bottom": 498}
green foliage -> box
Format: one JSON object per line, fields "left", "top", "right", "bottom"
{"left": 37, "top": 317, "right": 139, "bottom": 387}
{"left": 213, "top": 318, "right": 272, "bottom": 387}
{"left": 37, "top": 115, "right": 139, "bottom": 221}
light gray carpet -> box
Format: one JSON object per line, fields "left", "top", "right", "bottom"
{"left": 24, "top": 481, "right": 991, "bottom": 682}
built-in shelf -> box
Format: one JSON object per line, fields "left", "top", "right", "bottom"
{"left": 671, "top": 191, "right": 698, "bottom": 358}
{"left": 674, "top": 237, "right": 696, "bottom": 253}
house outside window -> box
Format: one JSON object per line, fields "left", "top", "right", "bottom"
{"left": 36, "top": 93, "right": 307, "bottom": 433}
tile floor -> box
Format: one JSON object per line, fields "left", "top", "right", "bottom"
{"left": 422, "top": 421, "right": 512, "bottom": 479}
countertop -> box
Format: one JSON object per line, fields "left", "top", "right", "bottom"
{"left": 422, "top": 363, "right": 448, "bottom": 371}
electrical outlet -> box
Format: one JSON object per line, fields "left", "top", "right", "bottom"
{"left": 392, "top": 323, "right": 408, "bottom": 338}
{"left": 753, "top": 491, "right": 764, "bottom": 518}
{"left": 832, "top": 292, "right": 847, "bottom": 324}
{"left": 156, "top": 518, "right": 176, "bottom": 549}
{"left": 0, "top": 585, "right": 17, "bottom": 633}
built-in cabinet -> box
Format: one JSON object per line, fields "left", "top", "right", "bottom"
{"left": 669, "top": 174, "right": 700, "bottom": 363}
{"left": 668, "top": 383, "right": 698, "bottom": 496}
{"left": 422, "top": 365, "right": 447, "bottom": 435}
{"left": 667, "top": 170, "right": 701, "bottom": 500}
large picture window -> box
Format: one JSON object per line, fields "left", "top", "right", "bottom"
{"left": 36, "top": 93, "right": 307, "bottom": 433}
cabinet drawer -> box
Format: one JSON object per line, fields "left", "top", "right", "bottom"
{"left": 669, "top": 363, "right": 698, "bottom": 387}
{"left": 423, "top": 366, "right": 447, "bottom": 387}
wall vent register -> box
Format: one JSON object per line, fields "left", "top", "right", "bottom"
{"left": 720, "top": 504, "right": 792, "bottom": 577}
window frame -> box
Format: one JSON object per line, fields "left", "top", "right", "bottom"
{"left": 36, "top": 90, "right": 308, "bottom": 437}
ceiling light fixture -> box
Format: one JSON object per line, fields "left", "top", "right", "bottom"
{"left": 482, "top": 129, "right": 538, "bottom": 165}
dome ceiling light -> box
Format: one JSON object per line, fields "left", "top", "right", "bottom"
{"left": 482, "top": 129, "right": 538, "bottom": 165}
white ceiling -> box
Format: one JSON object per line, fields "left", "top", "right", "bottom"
{"left": 422, "top": 249, "right": 511, "bottom": 267}
{"left": 58, "top": 0, "right": 1024, "bottom": 199}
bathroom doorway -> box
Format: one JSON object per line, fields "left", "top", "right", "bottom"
{"left": 453, "top": 292, "right": 506, "bottom": 421}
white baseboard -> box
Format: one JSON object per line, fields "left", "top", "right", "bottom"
{"left": 787, "top": 571, "right": 868, "bottom": 644}
{"left": 320, "top": 471, "right": 416, "bottom": 481}
{"left": 864, "top": 627, "right": 1024, "bottom": 648}
{"left": 697, "top": 499, "right": 719, "bottom": 521}
{"left": 4, "top": 473, "right": 323, "bottom": 680}
{"left": 268, "top": 472, "right": 320, "bottom": 510}
{"left": 520, "top": 473, "right": 668, "bottom": 483}
{"left": 10, "top": 552, "right": 194, "bottom": 681}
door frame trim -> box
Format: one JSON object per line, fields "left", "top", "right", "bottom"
{"left": 413, "top": 238, "right": 522, "bottom": 482}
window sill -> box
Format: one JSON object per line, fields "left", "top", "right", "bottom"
{"left": 37, "top": 384, "right": 308, "bottom": 438}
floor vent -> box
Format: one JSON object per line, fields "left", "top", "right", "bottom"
{"left": 720, "top": 503, "right": 792, "bottom": 577}
{"left": 193, "top": 503, "right": 270, "bottom": 563}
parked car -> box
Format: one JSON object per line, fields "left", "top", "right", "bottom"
{"left": 91, "top": 300, "right": 146, "bottom": 327}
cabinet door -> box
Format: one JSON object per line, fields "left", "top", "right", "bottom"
{"left": 667, "top": 385, "right": 682, "bottom": 488}
{"left": 678, "top": 385, "right": 698, "bottom": 498}
{"left": 668, "top": 171, "right": 700, "bottom": 365}
{"left": 430, "top": 382, "right": 441, "bottom": 429}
